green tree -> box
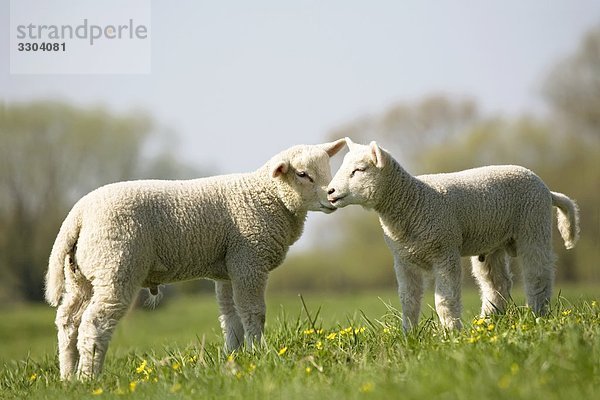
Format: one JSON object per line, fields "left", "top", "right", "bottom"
{"left": 543, "top": 24, "right": 600, "bottom": 139}
{"left": 0, "top": 101, "right": 200, "bottom": 302}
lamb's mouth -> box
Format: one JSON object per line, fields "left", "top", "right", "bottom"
{"left": 328, "top": 194, "right": 347, "bottom": 207}
{"left": 319, "top": 202, "right": 337, "bottom": 213}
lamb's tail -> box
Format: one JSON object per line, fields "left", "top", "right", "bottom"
{"left": 45, "top": 206, "right": 82, "bottom": 307}
{"left": 551, "top": 191, "right": 580, "bottom": 250}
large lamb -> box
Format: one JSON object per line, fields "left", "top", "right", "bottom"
{"left": 327, "top": 138, "right": 579, "bottom": 331}
{"left": 45, "top": 139, "right": 345, "bottom": 380}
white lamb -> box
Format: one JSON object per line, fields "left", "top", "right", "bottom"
{"left": 327, "top": 138, "right": 579, "bottom": 331}
{"left": 45, "top": 139, "right": 346, "bottom": 380}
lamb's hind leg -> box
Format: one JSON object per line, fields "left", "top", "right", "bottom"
{"left": 215, "top": 280, "right": 245, "bottom": 352}
{"left": 433, "top": 253, "right": 463, "bottom": 330}
{"left": 471, "top": 249, "right": 512, "bottom": 316}
{"left": 55, "top": 268, "right": 92, "bottom": 380}
{"left": 520, "top": 243, "right": 556, "bottom": 316}
{"left": 76, "top": 282, "right": 137, "bottom": 379}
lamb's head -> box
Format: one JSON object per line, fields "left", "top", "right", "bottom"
{"left": 270, "top": 138, "right": 346, "bottom": 214}
{"left": 327, "top": 137, "right": 388, "bottom": 209}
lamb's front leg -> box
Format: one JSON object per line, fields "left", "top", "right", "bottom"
{"left": 433, "top": 254, "right": 463, "bottom": 330}
{"left": 229, "top": 264, "right": 268, "bottom": 349}
{"left": 394, "top": 259, "right": 424, "bottom": 331}
{"left": 215, "top": 281, "right": 245, "bottom": 352}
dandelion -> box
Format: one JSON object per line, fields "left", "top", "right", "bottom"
{"left": 92, "top": 387, "right": 104, "bottom": 395}
{"left": 129, "top": 381, "right": 137, "bottom": 392}
{"left": 359, "top": 382, "right": 374, "bottom": 393}
{"left": 341, "top": 327, "right": 353, "bottom": 335}
{"left": 487, "top": 323, "right": 495, "bottom": 331}
{"left": 474, "top": 318, "right": 486, "bottom": 326}
{"left": 114, "top": 387, "right": 127, "bottom": 395}
{"left": 28, "top": 373, "right": 37, "bottom": 382}
{"left": 498, "top": 375, "right": 511, "bottom": 389}
{"left": 135, "top": 359, "right": 148, "bottom": 374}
{"left": 171, "top": 383, "right": 182, "bottom": 393}
{"left": 278, "top": 346, "right": 288, "bottom": 356}
{"left": 562, "top": 309, "right": 572, "bottom": 316}
{"left": 227, "top": 353, "right": 235, "bottom": 362}
{"left": 510, "top": 363, "right": 519, "bottom": 375}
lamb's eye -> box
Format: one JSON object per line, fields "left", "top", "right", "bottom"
{"left": 351, "top": 167, "right": 365, "bottom": 177}
{"left": 296, "top": 171, "right": 314, "bottom": 182}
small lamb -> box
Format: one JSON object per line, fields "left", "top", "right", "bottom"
{"left": 327, "top": 138, "right": 579, "bottom": 331}
{"left": 45, "top": 139, "right": 345, "bottom": 380}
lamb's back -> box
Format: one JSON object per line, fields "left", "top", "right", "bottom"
{"left": 417, "top": 165, "right": 551, "bottom": 255}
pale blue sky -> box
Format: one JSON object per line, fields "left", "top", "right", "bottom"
{"left": 2, "top": 1, "right": 599, "bottom": 172}
{"left": 2, "top": 0, "right": 599, "bottom": 250}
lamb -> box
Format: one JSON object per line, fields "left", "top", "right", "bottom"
{"left": 45, "top": 139, "right": 346, "bottom": 380}
{"left": 327, "top": 138, "right": 579, "bottom": 331}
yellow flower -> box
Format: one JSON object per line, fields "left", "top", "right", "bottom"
{"left": 29, "top": 373, "right": 37, "bottom": 382}
{"left": 591, "top": 300, "right": 597, "bottom": 307}
{"left": 326, "top": 332, "right": 337, "bottom": 340}
{"left": 172, "top": 362, "right": 181, "bottom": 371}
{"left": 562, "top": 309, "right": 572, "bottom": 316}
{"left": 278, "top": 346, "right": 288, "bottom": 356}
{"left": 170, "top": 383, "right": 182, "bottom": 393}
{"left": 498, "top": 375, "right": 511, "bottom": 389}
{"left": 354, "top": 327, "right": 366, "bottom": 334}
{"left": 227, "top": 353, "right": 235, "bottom": 362}
{"left": 383, "top": 327, "right": 390, "bottom": 334}
{"left": 317, "top": 329, "right": 324, "bottom": 334}
{"left": 135, "top": 360, "right": 148, "bottom": 374}
{"left": 315, "top": 341, "right": 323, "bottom": 350}
{"left": 487, "top": 323, "right": 495, "bottom": 331}
{"left": 129, "top": 381, "right": 137, "bottom": 392}
{"left": 489, "top": 335, "right": 498, "bottom": 343}
{"left": 359, "top": 382, "right": 374, "bottom": 393}
{"left": 248, "top": 363, "right": 257, "bottom": 373}
{"left": 303, "top": 328, "right": 315, "bottom": 335}
{"left": 510, "top": 363, "right": 520, "bottom": 375}
{"left": 474, "top": 318, "right": 486, "bottom": 326}
{"left": 114, "top": 387, "right": 127, "bottom": 395}
{"left": 91, "top": 387, "right": 104, "bottom": 395}
{"left": 341, "top": 327, "right": 353, "bottom": 335}
{"left": 305, "top": 367, "right": 312, "bottom": 374}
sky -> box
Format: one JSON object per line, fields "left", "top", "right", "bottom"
{"left": 2, "top": 0, "right": 600, "bottom": 248}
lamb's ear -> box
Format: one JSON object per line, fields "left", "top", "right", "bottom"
{"left": 272, "top": 160, "right": 289, "bottom": 178}
{"left": 320, "top": 138, "right": 347, "bottom": 157}
{"left": 369, "top": 141, "right": 386, "bottom": 168}
{"left": 345, "top": 137, "right": 358, "bottom": 151}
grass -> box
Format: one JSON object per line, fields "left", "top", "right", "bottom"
{"left": 0, "top": 286, "right": 598, "bottom": 399}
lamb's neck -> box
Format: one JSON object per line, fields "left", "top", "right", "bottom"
{"left": 373, "top": 160, "right": 431, "bottom": 231}
{"left": 254, "top": 167, "right": 308, "bottom": 224}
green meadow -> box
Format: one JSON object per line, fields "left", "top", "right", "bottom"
{"left": 1, "top": 286, "right": 598, "bottom": 399}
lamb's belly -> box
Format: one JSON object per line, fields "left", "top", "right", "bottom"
{"left": 146, "top": 260, "right": 229, "bottom": 285}
{"left": 459, "top": 232, "right": 511, "bottom": 257}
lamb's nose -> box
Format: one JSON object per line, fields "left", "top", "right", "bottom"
{"left": 327, "top": 188, "right": 335, "bottom": 195}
